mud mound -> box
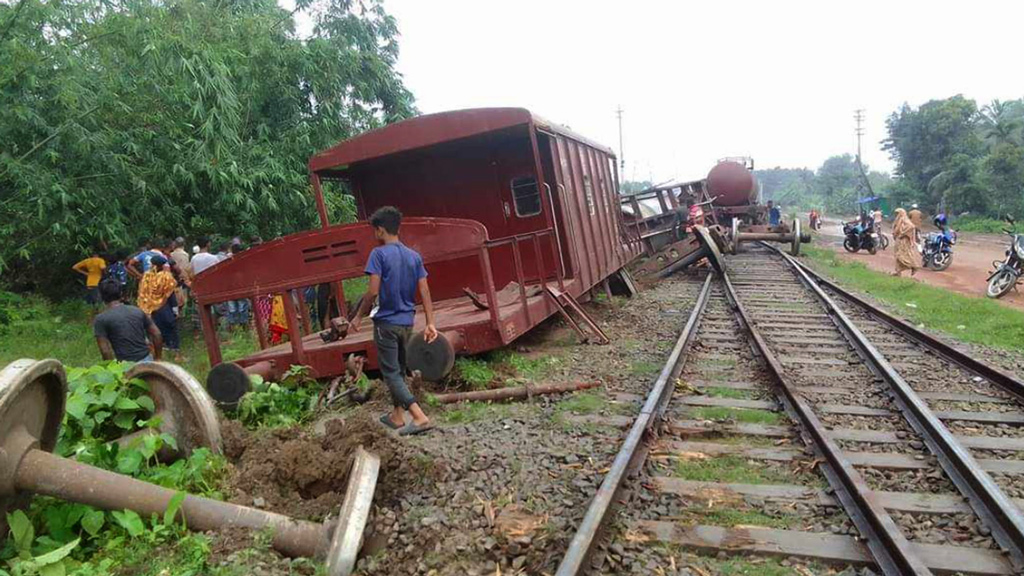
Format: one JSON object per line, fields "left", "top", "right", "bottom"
{"left": 222, "top": 412, "right": 400, "bottom": 521}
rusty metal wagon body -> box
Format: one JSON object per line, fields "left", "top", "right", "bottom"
{"left": 192, "top": 108, "right": 639, "bottom": 388}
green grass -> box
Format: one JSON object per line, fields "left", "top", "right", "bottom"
{"left": 672, "top": 454, "right": 796, "bottom": 485}
{"left": 496, "top": 351, "right": 561, "bottom": 381}
{"left": 453, "top": 357, "right": 495, "bottom": 390}
{"left": 629, "top": 360, "right": 662, "bottom": 377}
{"left": 439, "top": 401, "right": 511, "bottom": 424}
{"left": 0, "top": 294, "right": 259, "bottom": 383}
{"left": 552, "top": 391, "right": 617, "bottom": 415}
{"left": 342, "top": 275, "right": 369, "bottom": 299}
{"left": 953, "top": 216, "right": 1008, "bottom": 234}
{"left": 802, "top": 244, "right": 1024, "bottom": 351}
{"left": 704, "top": 386, "right": 755, "bottom": 399}
{"left": 691, "top": 406, "right": 781, "bottom": 425}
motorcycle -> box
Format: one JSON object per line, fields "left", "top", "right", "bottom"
{"left": 842, "top": 220, "right": 879, "bottom": 254}
{"left": 987, "top": 216, "right": 1024, "bottom": 299}
{"left": 922, "top": 228, "right": 957, "bottom": 271}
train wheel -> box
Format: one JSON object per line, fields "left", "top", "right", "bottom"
{"left": 407, "top": 331, "right": 456, "bottom": 382}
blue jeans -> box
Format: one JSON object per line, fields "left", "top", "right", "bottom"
{"left": 227, "top": 299, "right": 250, "bottom": 326}
{"left": 152, "top": 301, "right": 180, "bottom": 351}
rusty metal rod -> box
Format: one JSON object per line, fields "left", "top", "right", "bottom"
{"left": 15, "top": 449, "right": 328, "bottom": 559}
{"left": 432, "top": 381, "right": 599, "bottom": 404}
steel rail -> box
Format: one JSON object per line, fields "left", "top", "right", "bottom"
{"left": 720, "top": 268, "right": 933, "bottom": 575}
{"left": 555, "top": 273, "right": 714, "bottom": 576}
{"left": 768, "top": 243, "right": 1024, "bottom": 401}
{"left": 765, "top": 245, "right": 1024, "bottom": 571}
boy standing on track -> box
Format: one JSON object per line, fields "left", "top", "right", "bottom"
{"left": 351, "top": 206, "right": 438, "bottom": 436}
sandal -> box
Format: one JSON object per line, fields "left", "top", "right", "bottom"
{"left": 398, "top": 422, "right": 435, "bottom": 436}
{"left": 379, "top": 414, "right": 402, "bottom": 430}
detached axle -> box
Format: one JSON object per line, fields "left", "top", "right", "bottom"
{"left": 729, "top": 218, "right": 811, "bottom": 256}
{"left": 0, "top": 359, "right": 377, "bottom": 575}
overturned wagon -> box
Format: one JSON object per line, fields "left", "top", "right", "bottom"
{"left": 192, "top": 108, "right": 640, "bottom": 403}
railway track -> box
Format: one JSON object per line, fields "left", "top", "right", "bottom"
{"left": 556, "top": 245, "right": 1024, "bottom": 575}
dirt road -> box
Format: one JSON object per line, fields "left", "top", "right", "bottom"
{"left": 814, "top": 219, "right": 1024, "bottom": 312}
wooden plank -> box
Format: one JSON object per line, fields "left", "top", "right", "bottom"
{"left": 779, "top": 356, "right": 851, "bottom": 366}
{"left": 668, "top": 419, "right": 791, "bottom": 438}
{"left": 668, "top": 420, "right": 1024, "bottom": 452}
{"left": 688, "top": 380, "right": 760, "bottom": 391}
{"left": 817, "top": 404, "right": 894, "bottom": 417}
{"left": 660, "top": 441, "right": 800, "bottom": 463}
{"left": 934, "top": 410, "right": 1024, "bottom": 424}
{"left": 678, "top": 396, "right": 776, "bottom": 411}
{"left": 636, "top": 522, "right": 1013, "bottom": 575}
{"left": 650, "top": 477, "right": 995, "bottom": 514}
{"left": 757, "top": 323, "right": 837, "bottom": 331}
{"left": 917, "top": 391, "right": 1012, "bottom": 404}
{"left": 792, "top": 385, "right": 856, "bottom": 395}
{"left": 769, "top": 336, "right": 847, "bottom": 346}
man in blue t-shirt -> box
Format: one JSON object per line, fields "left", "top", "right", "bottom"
{"left": 767, "top": 200, "right": 781, "bottom": 227}
{"left": 351, "top": 206, "right": 438, "bottom": 435}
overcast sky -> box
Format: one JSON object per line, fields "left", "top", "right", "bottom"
{"left": 292, "top": 0, "right": 1024, "bottom": 183}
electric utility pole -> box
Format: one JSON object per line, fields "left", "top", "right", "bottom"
{"left": 853, "top": 109, "right": 874, "bottom": 204}
{"left": 616, "top": 105, "right": 625, "bottom": 171}
{"left": 854, "top": 109, "right": 865, "bottom": 163}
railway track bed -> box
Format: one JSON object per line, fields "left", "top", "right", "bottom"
{"left": 560, "top": 245, "right": 1024, "bottom": 576}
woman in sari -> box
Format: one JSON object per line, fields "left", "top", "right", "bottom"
{"left": 891, "top": 208, "right": 919, "bottom": 277}
{"left": 138, "top": 255, "right": 182, "bottom": 360}
{"left": 269, "top": 294, "right": 289, "bottom": 344}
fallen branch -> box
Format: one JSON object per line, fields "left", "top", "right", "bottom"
{"left": 432, "top": 381, "right": 600, "bottom": 404}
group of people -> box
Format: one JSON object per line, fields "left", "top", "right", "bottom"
{"left": 74, "top": 207, "right": 438, "bottom": 435}
{"left": 74, "top": 235, "right": 255, "bottom": 363}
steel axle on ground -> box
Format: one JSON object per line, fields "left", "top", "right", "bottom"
{"left": 0, "top": 359, "right": 377, "bottom": 576}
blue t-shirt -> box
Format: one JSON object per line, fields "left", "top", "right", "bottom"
{"left": 769, "top": 207, "right": 781, "bottom": 226}
{"left": 133, "top": 250, "right": 162, "bottom": 272}
{"left": 364, "top": 242, "right": 427, "bottom": 326}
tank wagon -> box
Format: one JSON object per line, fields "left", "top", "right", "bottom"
{"left": 191, "top": 108, "right": 640, "bottom": 402}
{"left": 621, "top": 158, "right": 809, "bottom": 280}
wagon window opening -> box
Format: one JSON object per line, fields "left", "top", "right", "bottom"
{"left": 511, "top": 176, "right": 542, "bottom": 217}
{"left": 584, "top": 175, "right": 595, "bottom": 216}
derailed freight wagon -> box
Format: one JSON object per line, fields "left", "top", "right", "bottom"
{"left": 192, "top": 108, "right": 641, "bottom": 402}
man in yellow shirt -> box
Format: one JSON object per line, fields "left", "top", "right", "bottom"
{"left": 72, "top": 250, "right": 107, "bottom": 307}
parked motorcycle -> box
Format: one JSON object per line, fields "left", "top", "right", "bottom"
{"left": 987, "top": 216, "right": 1024, "bottom": 299}
{"left": 922, "top": 228, "right": 957, "bottom": 271}
{"left": 842, "top": 220, "right": 879, "bottom": 254}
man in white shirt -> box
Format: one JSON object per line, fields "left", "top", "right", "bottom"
{"left": 190, "top": 237, "right": 220, "bottom": 277}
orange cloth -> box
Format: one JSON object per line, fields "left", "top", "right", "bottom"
{"left": 892, "top": 208, "right": 919, "bottom": 273}
{"left": 73, "top": 257, "right": 107, "bottom": 287}
{"left": 137, "top": 270, "right": 177, "bottom": 314}
{"left": 269, "top": 294, "right": 289, "bottom": 343}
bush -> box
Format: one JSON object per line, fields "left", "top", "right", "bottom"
{"left": 952, "top": 216, "right": 1011, "bottom": 234}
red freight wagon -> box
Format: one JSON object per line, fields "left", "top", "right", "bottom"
{"left": 191, "top": 108, "right": 641, "bottom": 403}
